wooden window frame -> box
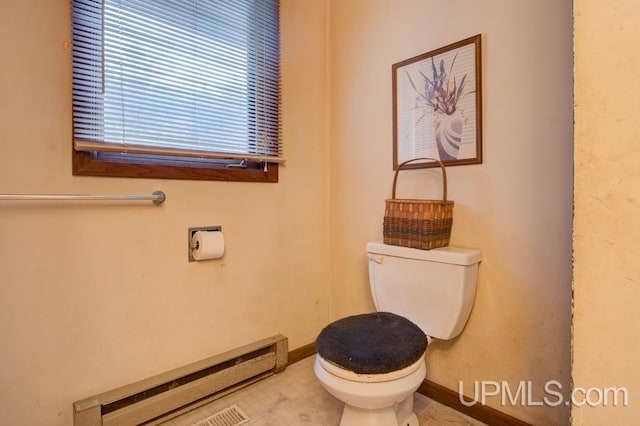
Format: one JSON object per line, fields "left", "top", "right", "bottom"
{"left": 72, "top": 150, "right": 278, "bottom": 182}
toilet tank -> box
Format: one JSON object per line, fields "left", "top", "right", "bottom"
{"left": 367, "top": 242, "right": 481, "bottom": 340}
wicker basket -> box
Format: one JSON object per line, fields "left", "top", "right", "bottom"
{"left": 383, "top": 158, "right": 454, "bottom": 250}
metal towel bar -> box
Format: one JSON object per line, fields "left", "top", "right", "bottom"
{"left": 0, "top": 190, "right": 165, "bottom": 205}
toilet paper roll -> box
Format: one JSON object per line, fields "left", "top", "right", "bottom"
{"left": 191, "top": 231, "right": 225, "bottom": 260}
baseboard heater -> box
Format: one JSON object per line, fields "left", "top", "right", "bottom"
{"left": 73, "top": 335, "right": 288, "bottom": 426}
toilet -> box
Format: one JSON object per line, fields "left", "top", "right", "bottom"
{"left": 314, "top": 241, "right": 482, "bottom": 426}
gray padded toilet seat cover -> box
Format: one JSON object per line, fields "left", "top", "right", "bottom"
{"left": 315, "top": 312, "right": 427, "bottom": 375}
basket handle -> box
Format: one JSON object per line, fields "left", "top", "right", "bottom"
{"left": 392, "top": 158, "right": 448, "bottom": 201}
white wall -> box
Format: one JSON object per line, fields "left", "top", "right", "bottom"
{"left": 328, "top": 1, "right": 573, "bottom": 424}
{"left": 573, "top": 0, "right": 640, "bottom": 423}
{"left": 0, "top": 1, "right": 330, "bottom": 425}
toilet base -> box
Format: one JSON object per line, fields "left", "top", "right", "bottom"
{"left": 314, "top": 355, "right": 425, "bottom": 426}
{"left": 339, "top": 393, "right": 418, "bottom": 426}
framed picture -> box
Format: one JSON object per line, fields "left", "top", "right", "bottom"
{"left": 392, "top": 34, "right": 482, "bottom": 169}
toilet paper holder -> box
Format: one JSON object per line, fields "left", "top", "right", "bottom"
{"left": 188, "top": 226, "right": 221, "bottom": 262}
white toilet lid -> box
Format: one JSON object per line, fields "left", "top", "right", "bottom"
{"left": 316, "top": 353, "right": 425, "bottom": 383}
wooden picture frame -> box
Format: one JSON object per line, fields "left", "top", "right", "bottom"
{"left": 392, "top": 34, "right": 482, "bottom": 169}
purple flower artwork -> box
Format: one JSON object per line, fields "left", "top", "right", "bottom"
{"left": 410, "top": 55, "right": 468, "bottom": 116}
{"left": 405, "top": 54, "right": 472, "bottom": 161}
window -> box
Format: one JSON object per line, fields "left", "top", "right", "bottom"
{"left": 71, "top": 0, "right": 282, "bottom": 182}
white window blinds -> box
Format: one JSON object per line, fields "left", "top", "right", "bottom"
{"left": 71, "top": 0, "right": 282, "bottom": 164}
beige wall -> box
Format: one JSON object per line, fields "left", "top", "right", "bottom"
{"left": 0, "top": 1, "right": 329, "bottom": 425}
{"left": 0, "top": 0, "right": 580, "bottom": 425}
{"left": 328, "top": 1, "right": 573, "bottom": 424}
{"left": 573, "top": 0, "right": 640, "bottom": 424}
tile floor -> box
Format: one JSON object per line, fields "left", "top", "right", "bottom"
{"left": 161, "top": 356, "right": 487, "bottom": 426}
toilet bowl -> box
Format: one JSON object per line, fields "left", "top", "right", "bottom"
{"left": 314, "top": 242, "right": 482, "bottom": 426}
{"left": 314, "top": 354, "right": 426, "bottom": 426}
